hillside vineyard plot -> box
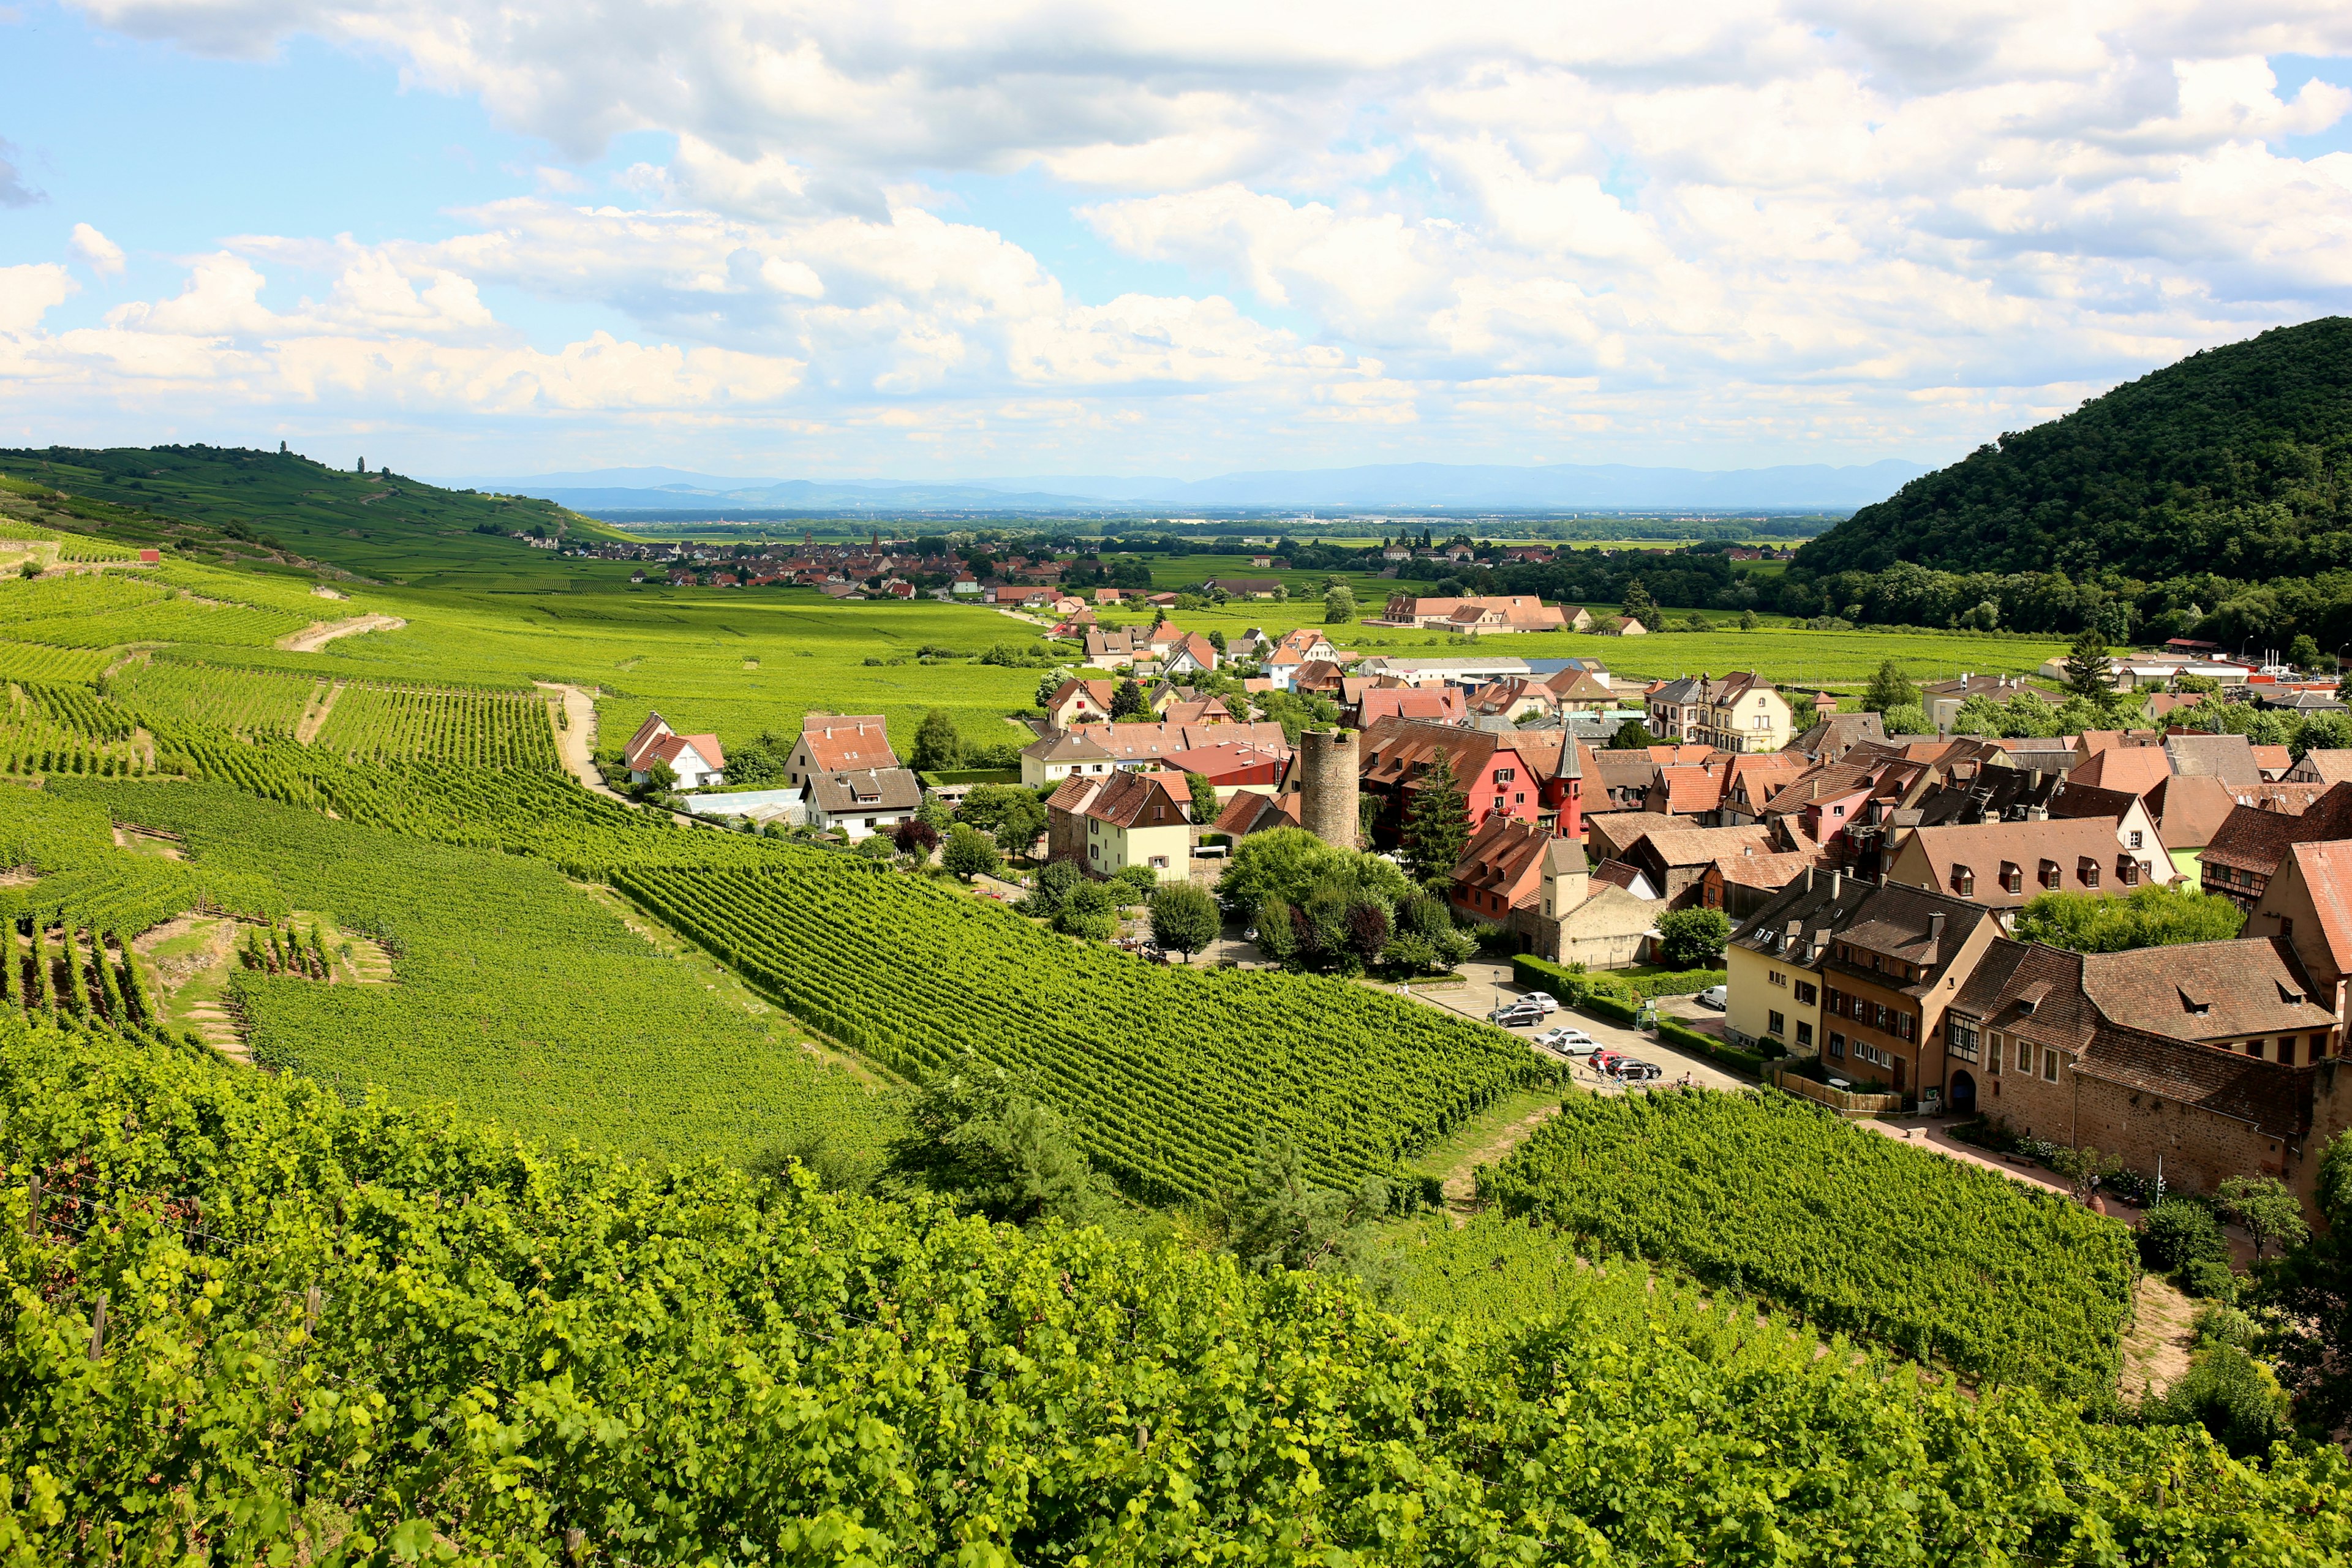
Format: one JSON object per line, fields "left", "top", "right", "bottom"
{"left": 116, "top": 658, "right": 321, "bottom": 739}
{"left": 1480, "top": 1090, "right": 2138, "bottom": 1398}
{"left": 618, "top": 861, "right": 1554, "bottom": 1202}
{"left": 311, "top": 682, "right": 560, "bottom": 768}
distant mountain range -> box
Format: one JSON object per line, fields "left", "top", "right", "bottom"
{"left": 433, "top": 459, "right": 1932, "bottom": 514}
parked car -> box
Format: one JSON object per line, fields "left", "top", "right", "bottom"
{"left": 1697, "top": 986, "right": 1728, "bottom": 1010}
{"left": 1611, "top": 1058, "right": 1664, "bottom": 1082}
{"left": 1489, "top": 1003, "right": 1547, "bottom": 1028}
{"left": 1518, "top": 992, "right": 1559, "bottom": 1014}
{"left": 1535, "top": 1025, "right": 1597, "bottom": 1053}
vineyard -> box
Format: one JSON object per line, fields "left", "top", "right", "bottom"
{"left": 1477, "top": 1090, "right": 2139, "bottom": 1398}
{"left": 0, "top": 641, "right": 111, "bottom": 684}
{"left": 616, "top": 861, "right": 1554, "bottom": 1202}
{"left": 0, "top": 680, "right": 154, "bottom": 779}
{"left": 54, "top": 780, "right": 896, "bottom": 1169}
{"left": 4, "top": 1012, "right": 2345, "bottom": 1563}
{"left": 311, "top": 680, "right": 560, "bottom": 767}
{"left": 114, "top": 657, "right": 321, "bottom": 739}
{"left": 0, "top": 788, "right": 280, "bottom": 944}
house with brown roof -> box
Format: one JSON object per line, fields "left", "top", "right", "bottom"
{"left": 805, "top": 766, "right": 923, "bottom": 840}
{"left": 1161, "top": 631, "right": 1220, "bottom": 676}
{"left": 1948, "top": 938, "right": 2331, "bottom": 1208}
{"left": 783, "top": 712, "right": 899, "bottom": 789}
{"left": 1354, "top": 685, "right": 1467, "bottom": 728}
{"left": 1586, "top": 751, "right": 1661, "bottom": 813}
{"left": 2068, "top": 744, "right": 2171, "bottom": 797}
{"left": 1619, "top": 824, "right": 1777, "bottom": 908}
{"left": 1449, "top": 816, "right": 1558, "bottom": 926}
{"left": 1044, "top": 679, "right": 1117, "bottom": 729}
{"left": 1645, "top": 760, "right": 1732, "bottom": 821}
{"left": 1699, "top": 847, "right": 1833, "bottom": 922}
{"left": 2078, "top": 940, "right": 2337, "bottom": 1063}
{"left": 2199, "top": 782, "right": 2352, "bottom": 910}
{"left": 2252, "top": 840, "right": 2352, "bottom": 1023}
{"left": 1211, "top": 789, "right": 1300, "bottom": 842}
{"left": 2047, "top": 780, "right": 2164, "bottom": 867}
{"left": 1885, "top": 816, "right": 2174, "bottom": 914}
{"left": 1381, "top": 593, "right": 1578, "bottom": 633}
{"left": 1804, "top": 881, "right": 2000, "bottom": 1104}
{"left": 1465, "top": 677, "right": 1556, "bottom": 723}
{"left": 1544, "top": 669, "right": 1618, "bottom": 711}
{"left": 1717, "top": 753, "right": 1811, "bottom": 826}
{"left": 1065, "top": 771, "right": 1193, "bottom": 883}
{"left": 2165, "top": 732, "right": 2263, "bottom": 789}
{"left": 2288, "top": 750, "right": 2352, "bottom": 786}
{"left": 1792, "top": 712, "right": 1886, "bottom": 762}
{"left": 1458, "top": 831, "right": 1659, "bottom": 968}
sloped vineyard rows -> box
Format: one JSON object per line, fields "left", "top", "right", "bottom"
{"left": 1479, "top": 1090, "right": 2139, "bottom": 1398}
{"left": 617, "top": 862, "right": 1556, "bottom": 1202}
{"left": 4, "top": 1014, "right": 2346, "bottom": 1564}
{"left": 312, "top": 682, "right": 560, "bottom": 769}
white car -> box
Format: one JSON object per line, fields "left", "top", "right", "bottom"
{"left": 1517, "top": 992, "right": 1559, "bottom": 1014}
{"left": 1535, "top": 1026, "right": 1597, "bottom": 1054}
{"left": 1696, "top": 986, "right": 1728, "bottom": 1010}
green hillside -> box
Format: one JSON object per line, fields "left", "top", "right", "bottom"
{"left": 1797, "top": 318, "right": 2352, "bottom": 581}
{"left": 0, "top": 444, "right": 627, "bottom": 587}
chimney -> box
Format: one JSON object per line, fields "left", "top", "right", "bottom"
{"left": 1829, "top": 870, "right": 1842, "bottom": 898}
{"left": 1928, "top": 911, "right": 1946, "bottom": 943}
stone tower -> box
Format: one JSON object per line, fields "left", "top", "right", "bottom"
{"left": 1297, "top": 728, "right": 1361, "bottom": 850}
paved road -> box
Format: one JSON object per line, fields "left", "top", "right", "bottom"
{"left": 1400, "top": 957, "right": 1751, "bottom": 1094}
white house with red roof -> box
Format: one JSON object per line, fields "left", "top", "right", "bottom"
{"left": 785, "top": 713, "right": 900, "bottom": 789}
{"left": 625, "top": 712, "right": 726, "bottom": 790}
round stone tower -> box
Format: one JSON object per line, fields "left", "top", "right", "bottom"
{"left": 1298, "top": 728, "right": 1361, "bottom": 850}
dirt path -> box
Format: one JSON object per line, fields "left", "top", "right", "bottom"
{"left": 294, "top": 680, "right": 341, "bottom": 744}
{"left": 276, "top": 614, "right": 405, "bottom": 652}
{"left": 1439, "top": 1102, "right": 1564, "bottom": 1219}
{"left": 2120, "top": 1273, "right": 2198, "bottom": 1400}
{"left": 533, "top": 681, "right": 627, "bottom": 797}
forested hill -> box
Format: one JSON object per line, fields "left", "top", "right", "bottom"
{"left": 1796, "top": 317, "right": 2352, "bottom": 581}
{"left": 0, "top": 444, "right": 625, "bottom": 585}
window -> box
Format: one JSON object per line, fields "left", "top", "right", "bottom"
{"left": 1833, "top": 804, "right": 1846, "bottom": 816}
{"left": 1794, "top": 981, "right": 1817, "bottom": 1005}
{"left": 1796, "top": 1021, "right": 1814, "bottom": 1047}
{"left": 2281, "top": 916, "right": 2296, "bottom": 938}
{"left": 1495, "top": 767, "right": 1517, "bottom": 783}
{"left": 1768, "top": 1010, "right": 1786, "bottom": 1036}
{"left": 2119, "top": 858, "right": 2139, "bottom": 887}
{"left": 1770, "top": 968, "right": 1788, "bottom": 988}
{"left": 1953, "top": 866, "right": 1975, "bottom": 896}
{"left": 2018, "top": 1038, "right": 2034, "bottom": 1073}
{"left": 2280, "top": 1038, "right": 2297, "bottom": 1066}
{"left": 2043, "top": 1048, "right": 2060, "bottom": 1082}
{"left": 1515, "top": 793, "right": 1526, "bottom": 804}
{"left": 1950, "top": 1018, "right": 1980, "bottom": 1062}
{"left": 2313, "top": 1033, "right": 2329, "bottom": 1057}
{"left": 2247, "top": 1039, "right": 2265, "bottom": 1058}
{"left": 2129, "top": 829, "right": 2144, "bottom": 848}
{"left": 2039, "top": 859, "right": 2060, "bottom": 891}
{"left": 2002, "top": 862, "right": 2023, "bottom": 894}
{"left": 1828, "top": 1031, "right": 1845, "bottom": 1059}
{"left": 2080, "top": 859, "right": 2099, "bottom": 890}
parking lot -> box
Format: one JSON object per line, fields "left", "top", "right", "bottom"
{"left": 1401, "top": 958, "right": 1753, "bottom": 1094}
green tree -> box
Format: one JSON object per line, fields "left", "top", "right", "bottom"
{"left": 1607, "top": 719, "right": 1656, "bottom": 750}
{"left": 2290, "top": 633, "right": 2324, "bottom": 673}
{"left": 2218, "top": 1175, "right": 2308, "bottom": 1261}
{"left": 1323, "top": 584, "right": 1357, "bottom": 624}
{"left": 1221, "top": 1134, "right": 1392, "bottom": 1277}
{"left": 636, "top": 757, "right": 679, "bottom": 799}
{"left": 1738, "top": 608, "right": 1760, "bottom": 630}
{"left": 1148, "top": 882, "right": 1219, "bottom": 961}
{"left": 941, "top": 824, "right": 1003, "bottom": 878}
{"left": 2043, "top": 1144, "right": 2123, "bottom": 1207}
{"left": 1184, "top": 771, "right": 1219, "bottom": 823}
{"left": 911, "top": 707, "right": 963, "bottom": 771}
{"left": 957, "top": 785, "right": 1047, "bottom": 855}
{"left": 2014, "top": 884, "right": 2245, "bottom": 952}
{"left": 1034, "top": 671, "right": 1067, "bottom": 709}
{"left": 1110, "top": 678, "right": 1151, "bottom": 719}
{"left": 2253, "top": 1131, "right": 2352, "bottom": 1428}
{"left": 2063, "top": 625, "right": 2113, "bottom": 699}
{"left": 1882, "top": 702, "right": 1929, "bottom": 735}
{"left": 1656, "top": 907, "right": 1732, "bottom": 968}
{"left": 1619, "top": 579, "right": 1658, "bottom": 622}
{"left": 1252, "top": 897, "right": 1297, "bottom": 962}
{"left": 886, "top": 1054, "right": 1110, "bottom": 1227}
{"left": 1861, "top": 658, "right": 1918, "bottom": 714}
{"left": 1400, "top": 748, "right": 1470, "bottom": 884}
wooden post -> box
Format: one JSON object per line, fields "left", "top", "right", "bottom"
{"left": 303, "top": 1285, "right": 321, "bottom": 1340}
{"left": 564, "top": 1528, "right": 587, "bottom": 1561}
{"left": 25, "top": 1175, "right": 40, "bottom": 1238}
{"left": 88, "top": 1291, "right": 107, "bottom": 1359}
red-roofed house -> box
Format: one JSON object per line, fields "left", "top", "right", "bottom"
{"left": 785, "top": 712, "right": 900, "bottom": 788}
{"left": 625, "top": 712, "right": 725, "bottom": 790}
{"left": 2252, "top": 840, "right": 2352, "bottom": 1023}
{"left": 1044, "top": 679, "right": 1117, "bottom": 729}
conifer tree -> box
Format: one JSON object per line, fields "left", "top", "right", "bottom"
{"left": 1401, "top": 748, "right": 1471, "bottom": 884}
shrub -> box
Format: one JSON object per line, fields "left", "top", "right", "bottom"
{"left": 941, "top": 825, "right": 1002, "bottom": 878}
{"left": 1656, "top": 907, "right": 1732, "bottom": 968}
{"left": 2139, "top": 1200, "right": 2229, "bottom": 1273}
{"left": 1053, "top": 906, "right": 1115, "bottom": 941}
{"left": 2144, "top": 1344, "right": 2293, "bottom": 1459}
{"left": 2179, "top": 1257, "right": 2239, "bottom": 1302}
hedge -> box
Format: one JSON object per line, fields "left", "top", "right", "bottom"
{"left": 919, "top": 768, "right": 1026, "bottom": 786}
{"left": 1511, "top": 955, "right": 1725, "bottom": 1005}
{"left": 1656, "top": 1016, "right": 1768, "bottom": 1077}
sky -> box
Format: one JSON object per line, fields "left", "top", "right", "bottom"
{"left": 1, "top": 1, "right": 2350, "bottom": 483}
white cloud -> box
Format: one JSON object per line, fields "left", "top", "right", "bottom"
{"left": 29, "top": 0, "right": 2352, "bottom": 470}
{"left": 68, "top": 223, "right": 128, "bottom": 277}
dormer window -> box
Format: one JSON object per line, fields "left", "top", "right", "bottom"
{"left": 2002, "top": 862, "right": 2023, "bottom": 894}
{"left": 2038, "top": 859, "right": 2060, "bottom": 891}
{"left": 1952, "top": 865, "right": 1975, "bottom": 896}
{"left": 2079, "top": 858, "right": 2099, "bottom": 889}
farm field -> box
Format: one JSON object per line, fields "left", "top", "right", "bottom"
{"left": 53, "top": 778, "right": 899, "bottom": 1169}
{"left": 1479, "top": 1090, "right": 2138, "bottom": 1398}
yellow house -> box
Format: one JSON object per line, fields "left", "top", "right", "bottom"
{"left": 1725, "top": 867, "right": 1865, "bottom": 1056}
{"left": 1080, "top": 771, "right": 1193, "bottom": 882}
{"left": 1701, "top": 672, "right": 1794, "bottom": 754}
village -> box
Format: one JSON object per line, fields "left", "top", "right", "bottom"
{"left": 614, "top": 584, "right": 2352, "bottom": 1229}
